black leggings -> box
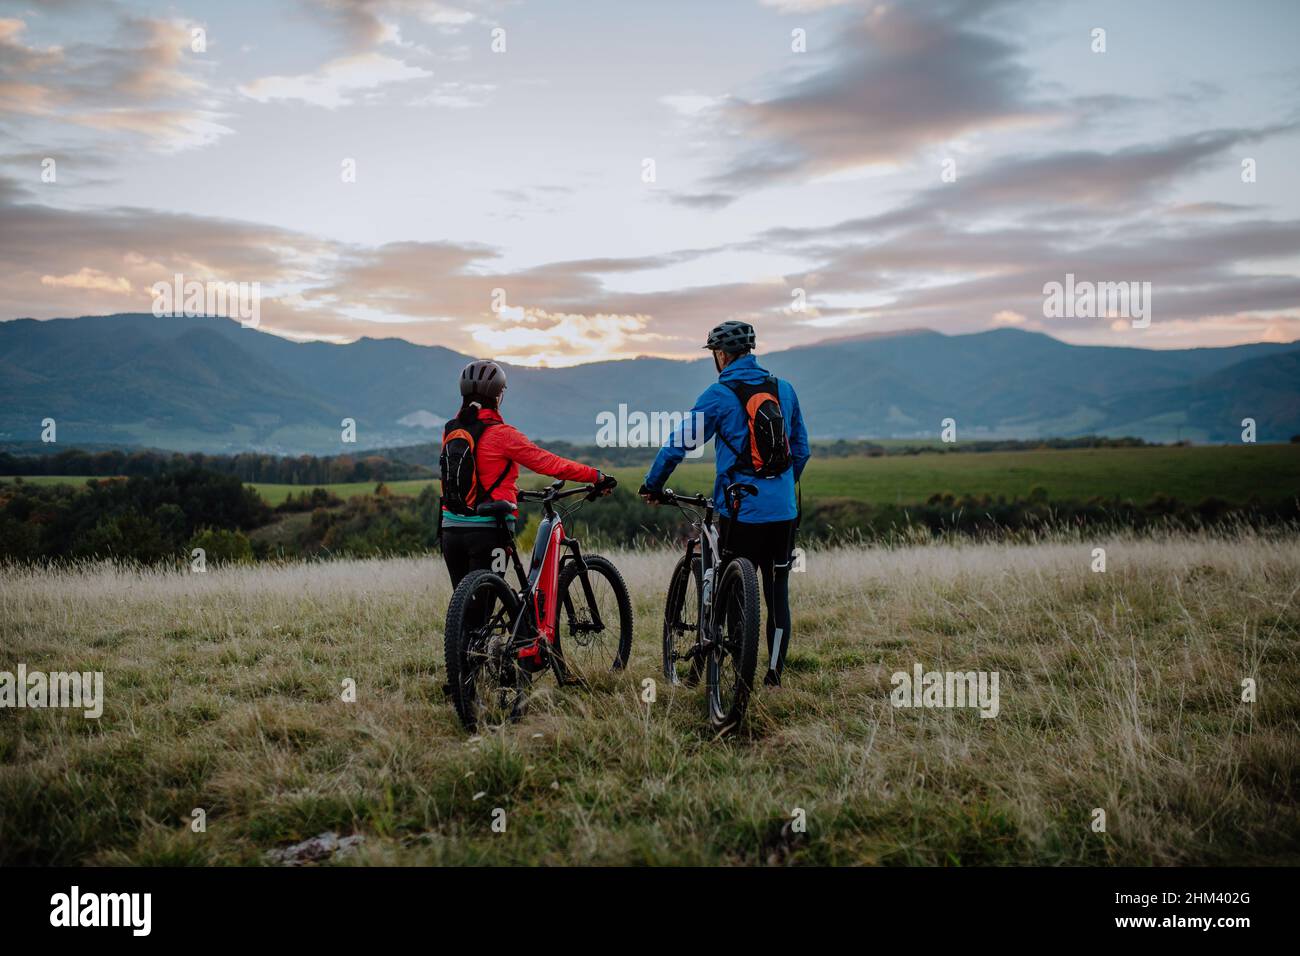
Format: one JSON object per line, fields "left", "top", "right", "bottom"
{"left": 441, "top": 526, "right": 511, "bottom": 588}
{"left": 440, "top": 526, "right": 517, "bottom": 655}
{"left": 718, "top": 517, "right": 795, "bottom": 676}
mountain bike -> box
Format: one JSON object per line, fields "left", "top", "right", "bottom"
{"left": 659, "top": 481, "right": 761, "bottom": 735}
{"left": 443, "top": 479, "right": 633, "bottom": 732}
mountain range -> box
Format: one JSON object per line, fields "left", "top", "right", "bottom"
{"left": 2, "top": 313, "right": 1297, "bottom": 454}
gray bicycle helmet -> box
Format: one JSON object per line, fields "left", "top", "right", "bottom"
{"left": 459, "top": 359, "right": 507, "bottom": 399}
{"left": 703, "top": 320, "right": 756, "bottom": 354}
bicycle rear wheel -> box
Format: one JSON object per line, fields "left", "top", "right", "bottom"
{"left": 707, "top": 557, "right": 760, "bottom": 735}
{"left": 444, "top": 569, "right": 526, "bottom": 732}
{"left": 554, "top": 554, "right": 633, "bottom": 683}
{"left": 663, "top": 552, "right": 703, "bottom": 686}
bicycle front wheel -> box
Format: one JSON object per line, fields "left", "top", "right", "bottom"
{"left": 444, "top": 569, "right": 526, "bottom": 732}
{"left": 707, "top": 557, "right": 760, "bottom": 735}
{"left": 663, "top": 552, "right": 703, "bottom": 686}
{"left": 554, "top": 554, "right": 634, "bottom": 683}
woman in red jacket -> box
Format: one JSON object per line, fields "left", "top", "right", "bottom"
{"left": 439, "top": 359, "right": 615, "bottom": 587}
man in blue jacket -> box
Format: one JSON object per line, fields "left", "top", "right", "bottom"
{"left": 640, "top": 320, "right": 811, "bottom": 687}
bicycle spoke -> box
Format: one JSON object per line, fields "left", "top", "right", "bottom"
{"left": 457, "top": 584, "right": 526, "bottom": 729}
{"left": 663, "top": 555, "right": 702, "bottom": 686}
{"left": 711, "top": 574, "right": 746, "bottom": 717}
{"left": 560, "top": 564, "right": 624, "bottom": 680}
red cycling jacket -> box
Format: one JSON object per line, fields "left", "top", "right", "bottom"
{"left": 445, "top": 407, "right": 599, "bottom": 518}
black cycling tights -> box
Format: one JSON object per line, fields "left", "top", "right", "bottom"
{"left": 441, "top": 525, "right": 507, "bottom": 588}
{"left": 441, "top": 525, "right": 516, "bottom": 644}
{"left": 719, "top": 517, "right": 795, "bottom": 677}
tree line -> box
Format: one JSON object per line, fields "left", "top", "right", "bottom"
{"left": 5, "top": 467, "right": 1295, "bottom": 565}
{"left": 0, "top": 436, "right": 1161, "bottom": 490}
{"left": 0, "top": 469, "right": 271, "bottom": 563}
{"left": 0, "top": 448, "right": 432, "bottom": 484}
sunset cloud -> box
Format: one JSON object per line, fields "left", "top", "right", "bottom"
{"left": 0, "top": 14, "right": 227, "bottom": 151}
{"left": 708, "top": 1, "right": 1051, "bottom": 191}
{"left": 308, "top": 0, "right": 479, "bottom": 50}
{"left": 40, "top": 268, "right": 133, "bottom": 295}
{"left": 467, "top": 310, "right": 662, "bottom": 367}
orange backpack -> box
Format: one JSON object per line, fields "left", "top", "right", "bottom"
{"left": 718, "top": 376, "right": 792, "bottom": 479}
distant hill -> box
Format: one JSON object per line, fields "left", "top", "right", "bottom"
{"left": 1, "top": 313, "right": 1297, "bottom": 453}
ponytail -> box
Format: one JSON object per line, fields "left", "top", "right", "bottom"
{"left": 458, "top": 396, "right": 496, "bottom": 419}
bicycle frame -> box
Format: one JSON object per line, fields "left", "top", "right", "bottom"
{"left": 694, "top": 506, "right": 722, "bottom": 641}
{"left": 493, "top": 481, "right": 605, "bottom": 669}
{"left": 665, "top": 482, "right": 756, "bottom": 666}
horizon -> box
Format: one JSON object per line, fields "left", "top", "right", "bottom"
{"left": 14, "top": 310, "right": 1300, "bottom": 370}
{"left": 3, "top": 0, "right": 1300, "bottom": 365}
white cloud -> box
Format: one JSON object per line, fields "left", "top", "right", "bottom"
{"left": 409, "top": 81, "right": 495, "bottom": 109}
{"left": 757, "top": 0, "right": 862, "bottom": 12}
{"left": 240, "top": 53, "right": 433, "bottom": 108}
{"left": 660, "top": 93, "right": 720, "bottom": 117}
{"left": 71, "top": 108, "right": 234, "bottom": 152}
{"left": 410, "top": 2, "right": 475, "bottom": 27}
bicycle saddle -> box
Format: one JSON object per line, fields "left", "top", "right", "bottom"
{"left": 475, "top": 500, "right": 516, "bottom": 518}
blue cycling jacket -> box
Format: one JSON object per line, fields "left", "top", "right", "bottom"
{"left": 644, "top": 354, "right": 810, "bottom": 522}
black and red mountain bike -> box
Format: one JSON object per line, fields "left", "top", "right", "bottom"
{"left": 443, "top": 479, "right": 633, "bottom": 731}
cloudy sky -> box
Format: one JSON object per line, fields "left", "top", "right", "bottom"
{"left": 2, "top": 0, "right": 1299, "bottom": 365}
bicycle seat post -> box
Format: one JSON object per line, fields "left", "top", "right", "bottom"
{"left": 722, "top": 494, "right": 741, "bottom": 555}
{"left": 485, "top": 508, "right": 526, "bottom": 588}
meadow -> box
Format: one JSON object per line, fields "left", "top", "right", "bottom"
{"left": 2, "top": 530, "right": 1297, "bottom": 865}
{"left": 6, "top": 443, "right": 1297, "bottom": 508}
{"left": 217, "top": 443, "right": 1300, "bottom": 506}
{"left": 607, "top": 443, "right": 1300, "bottom": 504}
{"left": 235, "top": 444, "right": 1299, "bottom": 506}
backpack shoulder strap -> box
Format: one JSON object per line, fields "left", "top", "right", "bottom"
{"left": 466, "top": 415, "right": 497, "bottom": 440}
{"left": 481, "top": 459, "right": 510, "bottom": 498}
{"left": 720, "top": 378, "right": 749, "bottom": 402}
{"left": 713, "top": 381, "right": 746, "bottom": 459}
{"left": 472, "top": 419, "right": 511, "bottom": 499}
{"left": 444, "top": 410, "right": 478, "bottom": 441}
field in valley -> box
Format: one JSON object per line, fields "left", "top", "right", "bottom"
{"left": 2, "top": 532, "right": 1298, "bottom": 866}
{"left": 243, "top": 443, "right": 1299, "bottom": 506}
{"left": 610, "top": 443, "right": 1300, "bottom": 504}
{"left": 6, "top": 443, "right": 1297, "bottom": 508}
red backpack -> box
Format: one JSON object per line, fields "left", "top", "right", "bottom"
{"left": 718, "top": 376, "right": 792, "bottom": 479}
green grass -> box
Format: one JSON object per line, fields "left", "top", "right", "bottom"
{"left": 2, "top": 534, "right": 1297, "bottom": 865}
{"left": 0, "top": 476, "right": 434, "bottom": 507}
{"left": 610, "top": 443, "right": 1300, "bottom": 504}
{"left": 246, "top": 479, "right": 437, "bottom": 507}
{"left": 0, "top": 475, "right": 105, "bottom": 487}
{"left": 8, "top": 443, "right": 1299, "bottom": 507}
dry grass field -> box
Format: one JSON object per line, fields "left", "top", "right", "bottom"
{"left": 2, "top": 532, "right": 1298, "bottom": 865}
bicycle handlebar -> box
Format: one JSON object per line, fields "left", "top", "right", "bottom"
{"left": 518, "top": 482, "right": 606, "bottom": 505}
{"left": 660, "top": 488, "right": 709, "bottom": 507}
{"left": 659, "top": 481, "right": 758, "bottom": 508}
